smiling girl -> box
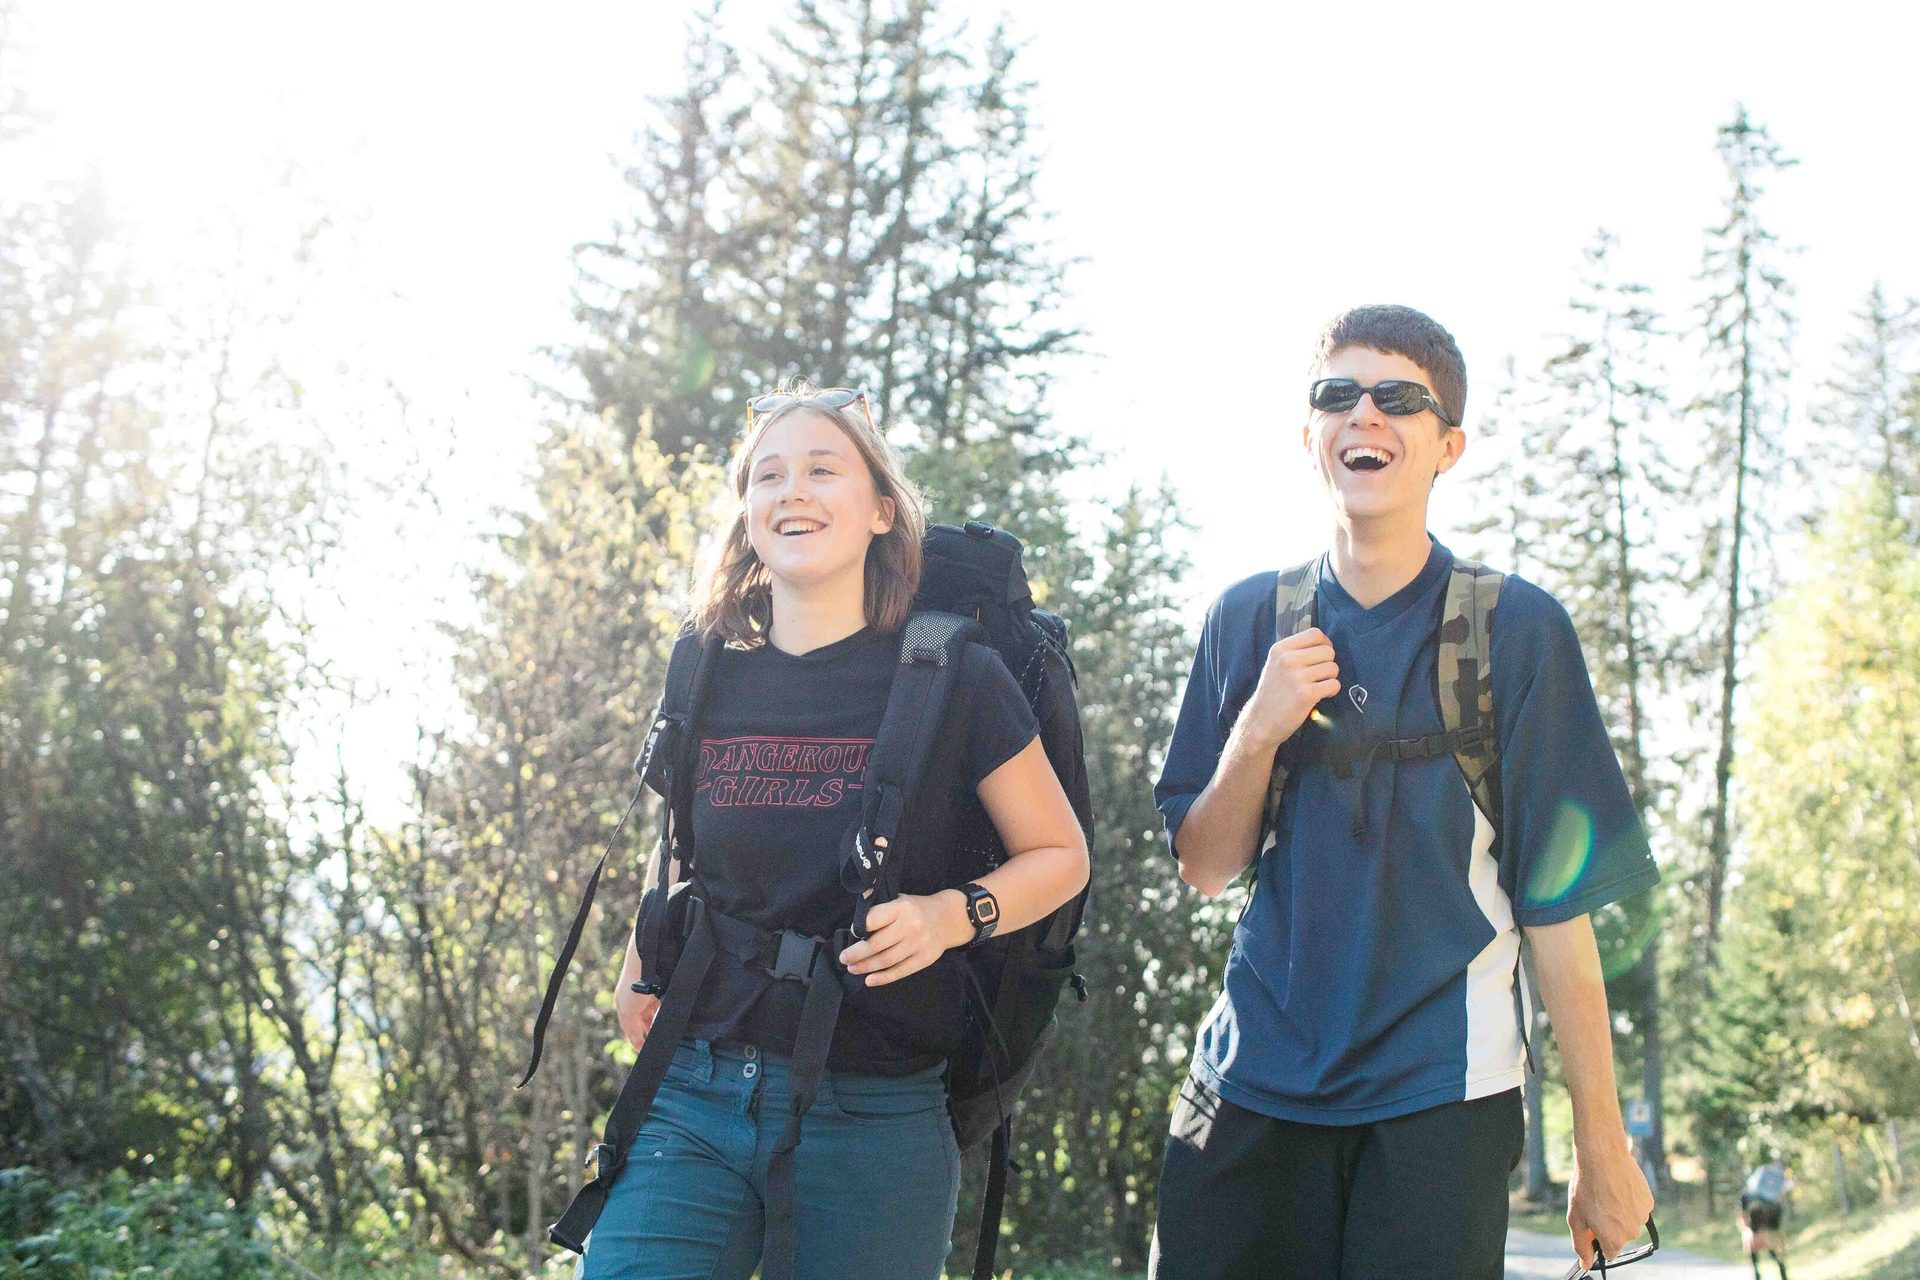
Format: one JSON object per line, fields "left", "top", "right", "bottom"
{"left": 575, "top": 382, "right": 1088, "bottom": 1280}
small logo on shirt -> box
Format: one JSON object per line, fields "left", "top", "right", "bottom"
{"left": 1348, "top": 685, "right": 1369, "bottom": 714}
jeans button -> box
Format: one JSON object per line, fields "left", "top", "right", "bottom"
{"left": 743, "top": 1061, "right": 759, "bottom": 1080}
{"left": 744, "top": 1044, "right": 759, "bottom": 1061}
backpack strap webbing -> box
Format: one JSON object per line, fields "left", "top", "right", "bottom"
{"left": 842, "top": 611, "right": 986, "bottom": 936}
{"left": 548, "top": 897, "right": 720, "bottom": 1253}
{"left": 637, "top": 630, "right": 724, "bottom": 987}
{"left": 973, "top": 1118, "right": 1015, "bottom": 1280}
{"left": 516, "top": 628, "right": 718, "bottom": 1089}
{"left": 1436, "top": 558, "right": 1529, "bottom": 1070}
{"left": 1436, "top": 557, "right": 1504, "bottom": 841}
{"left": 1259, "top": 560, "right": 1323, "bottom": 848}
{"left": 755, "top": 612, "right": 985, "bottom": 1279}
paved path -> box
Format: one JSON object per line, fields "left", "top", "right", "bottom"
{"left": 1507, "top": 1228, "right": 1744, "bottom": 1278}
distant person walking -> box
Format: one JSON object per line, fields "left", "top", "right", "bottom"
{"left": 1738, "top": 1160, "right": 1791, "bottom": 1280}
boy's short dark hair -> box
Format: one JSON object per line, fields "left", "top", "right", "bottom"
{"left": 1311, "top": 304, "right": 1467, "bottom": 430}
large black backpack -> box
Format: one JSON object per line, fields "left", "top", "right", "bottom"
{"left": 518, "top": 519, "right": 1092, "bottom": 1280}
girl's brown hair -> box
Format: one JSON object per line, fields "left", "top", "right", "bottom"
{"left": 693, "top": 380, "right": 925, "bottom": 644}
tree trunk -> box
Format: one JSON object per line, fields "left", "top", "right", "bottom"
{"left": 1833, "top": 1137, "right": 1853, "bottom": 1215}
{"left": 1524, "top": 956, "right": 1551, "bottom": 1202}
{"left": 1703, "top": 282, "right": 1754, "bottom": 963}
{"left": 4, "top": 1012, "right": 70, "bottom": 1172}
{"left": 1524, "top": 1072, "right": 1550, "bottom": 1203}
{"left": 1638, "top": 934, "right": 1666, "bottom": 1188}
{"left": 1890, "top": 1119, "right": 1906, "bottom": 1192}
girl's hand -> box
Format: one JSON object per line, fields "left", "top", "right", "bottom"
{"left": 838, "top": 891, "right": 971, "bottom": 987}
{"left": 616, "top": 983, "right": 661, "bottom": 1052}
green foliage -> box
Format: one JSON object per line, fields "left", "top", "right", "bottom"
{"left": 1728, "top": 485, "right": 1920, "bottom": 1130}
{"left": 0, "top": 1167, "right": 282, "bottom": 1280}
{"left": 355, "top": 420, "right": 722, "bottom": 1260}
{"left": 966, "top": 485, "right": 1206, "bottom": 1272}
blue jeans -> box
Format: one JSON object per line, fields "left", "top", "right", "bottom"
{"left": 577, "top": 1039, "right": 961, "bottom": 1280}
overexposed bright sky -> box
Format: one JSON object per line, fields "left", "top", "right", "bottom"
{"left": 16, "top": 0, "right": 1920, "bottom": 818}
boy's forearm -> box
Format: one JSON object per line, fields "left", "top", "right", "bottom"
{"left": 1527, "top": 915, "right": 1628, "bottom": 1144}
{"left": 1173, "top": 720, "right": 1281, "bottom": 896}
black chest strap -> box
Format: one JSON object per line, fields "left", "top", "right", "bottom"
{"left": 1276, "top": 723, "right": 1496, "bottom": 778}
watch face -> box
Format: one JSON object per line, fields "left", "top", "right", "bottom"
{"left": 974, "top": 894, "right": 999, "bottom": 925}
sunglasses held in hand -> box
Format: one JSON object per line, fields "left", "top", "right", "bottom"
{"left": 1308, "top": 377, "right": 1458, "bottom": 427}
{"left": 1559, "top": 1217, "right": 1660, "bottom": 1278}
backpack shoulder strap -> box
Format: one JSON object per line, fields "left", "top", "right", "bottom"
{"left": 1260, "top": 560, "right": 1323, "bottom": 846}
{"left": 1437, "top": 556, "right": 1505, "bottom": 844}
{"left": 637, "top": 628, "right": 723, "bottom": 981}
{"left": 844, "top": 611, "right": 986, "bottom": 936}
{"left": 517, "top": 626, "right": 718, "bottom": 1088}
{"left": 658, "top": 628, "right": 724, "bottom": 847}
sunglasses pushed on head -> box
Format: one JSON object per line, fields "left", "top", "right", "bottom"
{"left": 747, "top": 386, "right": 875, "bottom": 434}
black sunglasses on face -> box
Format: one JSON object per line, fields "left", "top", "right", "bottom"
{"left": 746, "top": 387, "right": 874, "bottom": 432}
{"left": 1308, "top": 377, "right": 1457, "bottom": 427}
{"left": 1558, "top": 1218, "right": 1661, "bottom": 1279}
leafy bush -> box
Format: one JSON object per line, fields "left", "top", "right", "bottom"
{"left": 0, "top": 1167, "right": 285, "bottom": 1279}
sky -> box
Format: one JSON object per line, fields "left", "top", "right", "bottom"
{"left": 13, "top": 0, "right": 1920, "bottom": 818}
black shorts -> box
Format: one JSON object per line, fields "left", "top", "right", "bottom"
{"left": 1149, "top": 1075, "right": 1525, "bottom": 1280}
{"left": 1743, "top": 1198, "right": 1783, "bottom": 1232}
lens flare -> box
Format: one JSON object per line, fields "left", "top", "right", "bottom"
{"left": 1524, "top": 800, "right": 1595, "bottom": 908}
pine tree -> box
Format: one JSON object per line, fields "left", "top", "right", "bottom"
{"left": 1822, "top": 285, "right": 1919, "bottom": 527}
{"left": 969, "top": 484, "right": 1202, "bottom": 1269}
{"left": 1533, "top": 230, "right": 1675, "bottom": 1181}
{"left": 1691, "top": 105, "right": 1798, "bottom": 968}
{"left": 562, "top": 4, "right": 751, "bottom": 458}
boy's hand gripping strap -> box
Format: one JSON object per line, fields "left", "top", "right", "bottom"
{"left": 1259, "top": 560, "right": 1323, "bottom": 849}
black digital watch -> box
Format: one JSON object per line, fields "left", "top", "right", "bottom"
{"left": 958, "top": 882, "right": 1000, "bottom": 946}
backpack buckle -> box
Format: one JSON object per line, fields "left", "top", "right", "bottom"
{"left": 585, "top": 1141, "right": 625, "bottom": 1186}
{"left": 633, "top": 711, "right": 684, "bottom": 778}
{"left": 766, "top": 930, "right": 822, "bottom": 983}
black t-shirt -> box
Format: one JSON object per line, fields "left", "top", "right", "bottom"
{"left": 658, "top": 626, "right": 1037, "bottom": 1074}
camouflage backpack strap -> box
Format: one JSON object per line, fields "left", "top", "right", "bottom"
{"left": 1437, "top": 556, "right": 1505, "bottom": 845}
{"left": 1260, "top": 559, "right": 1323, "bottom": 848}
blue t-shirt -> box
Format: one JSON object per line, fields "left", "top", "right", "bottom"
{"left": 1155, "top": 540, "right": 1658, "bottom": 1125}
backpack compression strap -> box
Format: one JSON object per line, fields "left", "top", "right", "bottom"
{"left": 1259, "top": 560, "right": 1323, "bottom": 848}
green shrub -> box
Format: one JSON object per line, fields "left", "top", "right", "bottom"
{"left": 0, "top": 1167, "right": 284, "bottom": 1279}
